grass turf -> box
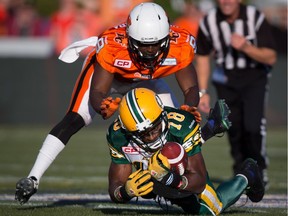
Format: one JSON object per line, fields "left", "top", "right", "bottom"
{"left": 0, "top": 126, "right": 287, "bottom": 215}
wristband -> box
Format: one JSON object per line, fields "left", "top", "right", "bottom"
{"left": 199, "top": 89, "right": 208, "bottom": 97}
{"left": 114, "top": 186, "right": 123, "bottom": 202}
{"left": 161, "top": 172, "right": 182, "bottom": 188}
{"left": 119, "top": 185, "right": 133, "bottom": 201}
{"left": 178, "top": 175, "right": 188, "bottom": 190}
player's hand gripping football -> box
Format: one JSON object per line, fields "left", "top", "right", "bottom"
{"left": 180, "top": 105, "right": 202, "bottom": 123}
{"left": 123, "top": 169, "right": 153, "bottom": 198}
{"left": 100, "top": 97, "right": 121, "bottom": 119}
{"left": 148, "top": 150, "right": 171, "bottom": 181}
{"left": 148, "top": 148, "right": 185, "bottom": 188}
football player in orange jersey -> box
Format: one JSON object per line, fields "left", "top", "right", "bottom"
{"left": 89, "top": 2, "right": 200, "bottom": 119}
{"left": 15, "top": 3, "right": 229, "bottom": 205}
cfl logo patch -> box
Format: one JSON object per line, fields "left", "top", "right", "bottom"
{"left": 114, "top": 59, "right": 132, "bottom": 68}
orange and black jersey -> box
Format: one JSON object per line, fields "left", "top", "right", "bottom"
{"left": 95, "top": 23, "right": 197, "bottom": 80}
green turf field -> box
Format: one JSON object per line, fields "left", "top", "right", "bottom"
{"left": 0, "top": 126, "right": 287, "bottom": 215}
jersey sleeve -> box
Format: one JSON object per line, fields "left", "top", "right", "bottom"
{"left": 256, "top": 15, "right": 277, "bottom": 51}
{"left": 165, "top": 107, "right": 203, "bottom": 156}
{"left": 106, "top": 119, "right": 130, "bottom": 164}
{"left": 95, "top": 25, "right": 130, "bottom": 74}
{"left": 169, "top": 26, "right": 196, "bottom": 68}
{"left": 95, "top": 36, "right": 119, "bottom": 73}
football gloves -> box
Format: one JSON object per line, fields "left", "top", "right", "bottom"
{"left": 148, "top": 150, "right": 170, "bottom": 181}
{"left": 100, "top": 97, "right": 121, "bottom": 119}
{"left": 180, "top": 105, "right": 202, "bottom": 123}
{"left": 123, "top": 169, "right": 153, "bottom": 198}
{"left": 148, "top": 150, "right": 185, "bottom": 188}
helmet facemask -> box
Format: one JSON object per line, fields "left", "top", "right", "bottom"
{"left": 126, "top": 2, "right": 170, "bottom": 75}
{"left": 128, "top": 112, "right": 169, "bottom": 154}
{"left": 128, "top": 36, "right": 170, "bottom": 73}
{"left": 118, "top": 88, "right": 168, "bottom": 154}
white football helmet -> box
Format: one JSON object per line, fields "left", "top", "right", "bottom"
{"left": 126, "top": 3, "right": 170, "bottom": 73}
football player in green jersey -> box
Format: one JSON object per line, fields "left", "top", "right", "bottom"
{"left": 106, "top": 88, "right": 265, "bottom": 215}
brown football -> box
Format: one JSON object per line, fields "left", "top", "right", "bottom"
{"left": 160, "top": 142, "right": 188, "bottom": 175}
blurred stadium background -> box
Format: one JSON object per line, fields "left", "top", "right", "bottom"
{"left": 0, "top": 0, "right": 286, "bottom": 214}
{"left": 0, "top": 0, "right": 286, "bottom": 127}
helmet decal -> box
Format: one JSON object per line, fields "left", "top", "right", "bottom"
{"left": 127, "top": 15, "right": 131, "bottom": 27}
{"left": 126, "top": 89, "right": 152, "bottom": 131}
{"left": 126, "top": 89, "right": 145, "bottom": 124}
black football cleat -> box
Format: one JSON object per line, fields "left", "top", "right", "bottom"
{"left": 237, "top": 158, "right": 265, "bottom": 202}
{"left": 207, "top": 99, "right": 232, "bottom": 135}
{"left": 201, "top": 99, "right": 232, "bottom": 141}
{"left": 15, "top": 176, "right": 38, "bottom": 205}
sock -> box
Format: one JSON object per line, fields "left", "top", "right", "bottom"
{"left": 201, "top": 120, "right": 214, "bottom": 141}
{"left": 28, "top": 134, "right": 65, "bottom": 182}
{"left": 216, "top": 175, "right": 248, "bottom": 211}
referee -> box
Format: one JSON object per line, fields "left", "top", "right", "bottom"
{"left": 196, "top": 0, "right": 277, "bottom": 189}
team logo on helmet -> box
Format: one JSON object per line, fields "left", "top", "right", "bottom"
{"left": 127, "top": 15, "right": 131, "bottom": 27}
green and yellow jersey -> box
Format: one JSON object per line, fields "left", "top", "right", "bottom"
{"left": 106, "top": 107, "right": 203, "bottom": 170}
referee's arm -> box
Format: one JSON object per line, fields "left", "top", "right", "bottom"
{"left": 231, "top": 33, "right": 277, "bottom": 66}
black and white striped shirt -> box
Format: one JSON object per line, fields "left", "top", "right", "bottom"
{"left": 197, "top": 4, "right": 275, "bottom": 71}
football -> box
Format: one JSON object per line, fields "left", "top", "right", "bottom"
{"left": 160, "top": 142, "right": 188, "bottom": 175}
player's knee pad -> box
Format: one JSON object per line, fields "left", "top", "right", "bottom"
{"left": 49, "top": 112, "right": 85, "bottom": 144}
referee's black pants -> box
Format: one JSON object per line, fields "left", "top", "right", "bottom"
{"left": 213, "top": 75, "right": 269, "bottom": 175}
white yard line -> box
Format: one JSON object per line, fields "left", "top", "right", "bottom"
{"left": 1, "top": 193, "right": 287, "bottom": 209}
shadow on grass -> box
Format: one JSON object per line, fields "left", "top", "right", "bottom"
{"left": 15, "top": 198, "right": 184, "bottom": 215}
